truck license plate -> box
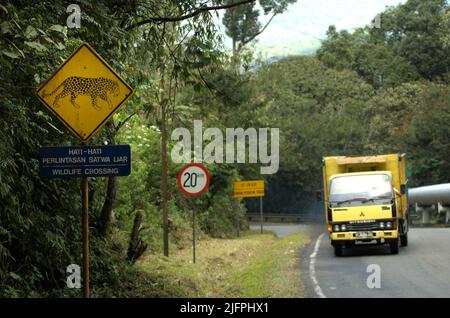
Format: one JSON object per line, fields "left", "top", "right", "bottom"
{"left": 356, "top": 231, "right": 373, "bottom": 239}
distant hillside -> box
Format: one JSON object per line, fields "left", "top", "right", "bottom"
{"left": 255, "top": 39, "right": 322, "bottom": 58}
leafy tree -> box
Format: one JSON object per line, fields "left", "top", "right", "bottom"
{"left": 316, "top": 26, "right": 355, "bottom": 71}
{"left": 254, "top": 56, "right": 373, "bottom": 212}
{"left": 405, "top": 84, "right": 450, "bottom": 186}
{"left": 371, "top": 0, "right": 449, "bottom": 81}
{"left": 361, "top": 83, "right": 424, "bottom": 154}
{"left": 317, "top": 26, "right": 420, "bottom": 89}
{"left": 0, "top": 0, "right": 137, "bottom": 296}
{"left": 0, "top": 0, "right": 256, "bottom": 296}
{"left": 223, "top": 0, "right": 297, "bottom": 57}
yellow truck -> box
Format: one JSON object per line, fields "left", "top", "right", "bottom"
{"left": 320, "top": 154, "right": 409, "bottom": 256}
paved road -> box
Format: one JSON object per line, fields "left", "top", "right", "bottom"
{"left": 249, "top": 223, "right": 450, "bottom": 297}
{"left": 302, "top": 227, "right": 450, "bottom": 298}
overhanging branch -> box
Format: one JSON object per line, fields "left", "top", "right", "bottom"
{"left": 125, "top": 0, "right": 256, "bottom": 30}
{"left": 242, "top": 12, "right": 277, "bottom": 47}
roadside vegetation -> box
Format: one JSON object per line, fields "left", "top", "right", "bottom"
{"left": 0, "top": 0, "right": 448, "bottom": 297}
{"left": 137, "top": 230, "right": 309, "bottom": 298}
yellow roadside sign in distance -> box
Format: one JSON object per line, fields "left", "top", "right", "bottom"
{"left": 35, "top": 43, "right": 134, "bottom": 142}
{"left": 234, "top": 180, "right": 265, "bottom": 198}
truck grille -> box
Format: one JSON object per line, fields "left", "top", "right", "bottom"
{"left": 346, "top": 223, "right": 379, "bottom": 231}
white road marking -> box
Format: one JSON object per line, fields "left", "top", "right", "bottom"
{"left": 309, "top": 233, "right": 326, "bottom": 298}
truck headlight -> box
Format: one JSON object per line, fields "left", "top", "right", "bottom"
{"left": 341, "top": 224, "right": 347, "bottom": 231}
{"left": 386, "top": 221, "right": 392, "bottom": 228}
{"left": 380, "top": 222, "right": 385, "bottom": 229}
{"left": 334, "top": 225, "right": 340, "bottom": 232}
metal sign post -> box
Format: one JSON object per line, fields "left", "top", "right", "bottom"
{"left": 81, "top": 175, "right": 89, "bottom": 298}
{"left": 260, "top": 196, "right": 264, "bottom": 234}
{"left": 233, "top": 180, "right": 265, "bottom": 234}
{"left": 235, "top": 199, "right": 240, "bottom": 237}
{"left": 39, "top": 144, "right": 132, "bottom": 298}
{"left": 192, "top": 206, "right": 196, "bottom": 264}
{"left": 178, "top": 163, "right": 210, "bottom": 264}
{"left": 80, "top": 140, "right": 90, "bottom": 299}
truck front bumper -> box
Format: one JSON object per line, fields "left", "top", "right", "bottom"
{"left": 330, "top": 230, "right": 398, "bottom": 241}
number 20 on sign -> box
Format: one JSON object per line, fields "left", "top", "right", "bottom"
{"left": 178, "top": 163, "right": 210, "bottom": 197}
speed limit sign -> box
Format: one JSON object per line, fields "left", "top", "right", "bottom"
{"left": 177, "top": 163, "right": 210, "bottom": 197}
{"left": 178, "top": 163, "right": 210, "bottom": 264}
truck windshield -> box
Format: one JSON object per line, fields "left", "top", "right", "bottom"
{"left": 329, "top": 174, "right": 392, "bottom": 206}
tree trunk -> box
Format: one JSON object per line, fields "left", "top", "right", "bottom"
{"left": 127, "top": 210, "right": 148, "bottom": 263}
{"left": 161, "top": 101, "right": 169, "bottom": 257}
{"left": 98, "top": 176, "right": 117, "bottom": 237}
{"left": 98, "top": 121, "right": 118, "bottom": 237}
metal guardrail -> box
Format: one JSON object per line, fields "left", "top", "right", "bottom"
{"left": 246, "top": 213, "right": 320, "bottom": 223}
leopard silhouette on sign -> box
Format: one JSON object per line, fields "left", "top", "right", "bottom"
{"left": 42, "top": 76, "right": 120, "bottom": 110}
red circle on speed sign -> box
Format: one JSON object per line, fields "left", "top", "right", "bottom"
{"left": 177, "top": 163, "right": 210, "bottom": 197}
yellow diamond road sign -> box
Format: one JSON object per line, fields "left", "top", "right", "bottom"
{"left": 36, "top": 43, "right": 134, "bottom": 141}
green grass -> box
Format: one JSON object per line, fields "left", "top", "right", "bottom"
{"left": 137, "top": 230, "right": 310, "bottom": 297}
{"left": 226, "top": 232, "right": 308, "bottom": 297}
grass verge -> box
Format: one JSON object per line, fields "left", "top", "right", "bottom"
{"left": 137, "top": 230, "right": 309, "bottom": 297}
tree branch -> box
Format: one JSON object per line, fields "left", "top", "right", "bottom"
{"left": 125, "top": 0, "right": 256, "bottom": 30}
{"left": 114, "top": 112, "right": 137, "bottom": 133}
{"left": 239, "top": 12, "right": 277, "bottom": 50}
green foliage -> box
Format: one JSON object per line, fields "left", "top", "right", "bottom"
{"left": 0, "top": 0, "right": 236, "bottom": 297}
{"left": 317, "top": 26, "right": 420, "bottom": 89}
{"left": 405, "top": 84, "right": 450, "bottom": 186}
{"left": 374, "top": 0, "right": 449, "bottom": 81}
{"left": 362, "top": 83, "right": 424, "bottom": 153}
{"left": 316, "top": 0, "right": 449, "bottom": 187}
{"left": 253, "top": 56, "right": 373, "bottom": 210}
{"left": 223, "top": 0, "right": 297, "bottom": 56}
{"left": 223, "top": 1, "right": 260, "bottom": 49}
{"left": 318, "top": 0, "right": 449, "bottom": 88}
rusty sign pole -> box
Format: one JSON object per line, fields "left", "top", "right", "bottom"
{"left": 81, "top": 143, "right": 90, "bottom": 298}
{"left": 192, "top": 204, "right": 196, "bottom": 264}
{"left": 235, "top": 199, "right": 240, "bottom": 237}
{"left": 233, "top": 181, "right": 265, "bottom": 234}
{"left": 260, "top": 196, "right": 264, "bottom": 234}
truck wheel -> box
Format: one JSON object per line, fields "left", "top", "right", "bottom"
{"left": 389, "top": 239, "right": 399, "bottom": 254}
{"left": 334, "top": 244, "right": 343, "bottom": 257}
{"left": 400, "top": 233, "right": 408, "bottom": 247}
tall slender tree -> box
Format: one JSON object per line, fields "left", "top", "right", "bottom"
{"left": 223, "top": 0, "right": 297, "bottom": 57}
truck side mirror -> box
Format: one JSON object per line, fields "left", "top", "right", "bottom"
{"left": 316, "top": 190, "right": 323, "bottom": 202}
{"left": 400, "top": 184, "right": 406, "bottom": 195}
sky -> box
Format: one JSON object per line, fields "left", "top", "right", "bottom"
{"left": 217, "top": 0, "right": 407, "bottom": 58}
